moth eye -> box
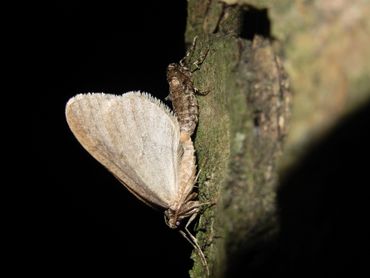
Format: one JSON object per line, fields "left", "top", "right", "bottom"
{"left": 176, "top": 221, "right": 181, "bottom": 226}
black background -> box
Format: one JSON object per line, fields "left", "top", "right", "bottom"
{"left": 32, "top": 1, "right": 192, "bottom": 277}
{"left": 31, "top": 1, "right": 370, "bottom": 277}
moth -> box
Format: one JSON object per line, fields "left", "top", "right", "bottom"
{"left": 65, "top": 92, "right": 207, "bottom": 272}
{"left": 167, "top": 36, "right": 209, "bottom": 141}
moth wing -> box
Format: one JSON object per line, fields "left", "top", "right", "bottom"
{"left": 65, "top": 91, "right": 180, "bottom": 208}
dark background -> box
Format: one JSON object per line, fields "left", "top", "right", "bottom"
{"left": 31, "top": 1, "right": 192, "bottom": 277}
{"left": 31, "top": 1, "right": 370, "bottom": 277}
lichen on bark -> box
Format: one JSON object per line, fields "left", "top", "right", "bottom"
{"left": 183, "top": 1, "right": 291, "bottom": 277}
{"left": 183, "top": 0, "right": 370, "bottom": 277}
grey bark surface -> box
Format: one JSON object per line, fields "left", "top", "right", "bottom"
{"left": 184, "top": 0, "right": 370, "bottom": 277}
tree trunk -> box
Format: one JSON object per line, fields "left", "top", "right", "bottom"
{"left": 185, "top": 0, "right": 370, "bottom": 277}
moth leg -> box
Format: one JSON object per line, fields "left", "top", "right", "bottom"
{"left": 191, "top": 169, "right": 202, "bottom": 189}
{"left": 191, "top": 49, "right": 210, "bottom": 96}
{"left": 195, "top": 169, "right": 202, "bottom": 181}
{"left": 194, "top": 85, "right": 210, "bottom": 96}
{"left": 180, "top": 36, "right": 198, "bottom": 67}
{"left": 164, "top": 94, "right": 172, "bottom": 101}
{"left": 191, "top": 48, "right": 209, "bottom": 73}
{"left": 184, "top": 209, "right": 198, "bottom": 232}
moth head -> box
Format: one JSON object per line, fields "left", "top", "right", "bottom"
{"left": 164, "top": 209, "right": 181, "bottom": 229}
{"left": 167, "top": 63, "right": 179, "bottom": 73}
{"left": 166, "top": 63, "right": 190, "bottom": 84}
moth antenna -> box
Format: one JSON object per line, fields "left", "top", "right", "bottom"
{"left": 179, "top": 212, "right": 209, "bottom": 276}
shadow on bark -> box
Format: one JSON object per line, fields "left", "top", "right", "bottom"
{"left": 226, "top": 98, "right": 370, "bottom": 277}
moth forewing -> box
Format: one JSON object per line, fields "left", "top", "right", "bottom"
{"left": 65, "top": 92, "right": 181, "bottom": 209}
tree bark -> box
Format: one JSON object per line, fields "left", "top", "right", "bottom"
{"left": 185, "top": 0, "right": 370, "bottom": 277}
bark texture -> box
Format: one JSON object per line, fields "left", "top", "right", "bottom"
{"left": 185, "top": 0, "right": 370, "bottom": 277}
